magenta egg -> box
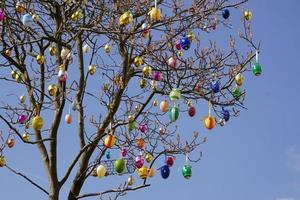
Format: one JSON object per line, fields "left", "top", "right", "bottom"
{"left": 175, "top": 40, "right": 181, "bottom": 50}
{"left": 167, "top": 57, "right": 177, "bottom": 69}
{"left": 152, "top": 71, "right": 161, "bottom": 81}
{"left": 139, "top": 123, "right": 147, "bottom": 133}
{"left": 18, "top": 114, "right": 27, "bottom": 123}
{"left": 135, "top": 155, "right": 144, "bottom": 169}
{"left": 121, "top": 148, "right": 127, "bottom": 157}
{"left": 0, "top": 11, "right": 5, "bottom": 21}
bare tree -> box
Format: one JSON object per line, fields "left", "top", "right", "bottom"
{"left": 0, "top": 0, "right": 261, "bottom": 199}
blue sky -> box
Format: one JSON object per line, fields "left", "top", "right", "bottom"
{"left": 1, "top": 0, "right": 300, "bottom": 200}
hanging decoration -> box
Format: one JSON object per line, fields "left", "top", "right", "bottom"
{"left": 135, "top": 155, "right": 144, "bottom": 169}
{"left": 160, "top": 100, "right": 169, "bottom": 112}
{"left": 160, "top": 165, "right": 170, "bottom": 179}
{"left": 88, "top": 65, "right": 96, "bottom": 75}
{"left": 180, "top": 36, "right": 191, "bottom": 50}
{"left": 188, "top": 101, "right": 196, "bottom": 117}
{"left": 182, "top": 154, "right": 192, "bottom": 179}
{"left": 7, "top": 138, "right": 15, "bottom": 148}
{"left": 204, "top": 101, "right": 216, "bottom": 130}
{"left": 231, "top": 86, "right": 242, "bottom": 100}
{"left": 252, "top": 51, "right": 262, "bottom": 76}
{"left": 96, "top": 165, "right": 107, "bottom": 178}
{"left": 167, "top": 57, "right": 177, "bottom": 69}
{"left": 145, "top": 153, "right": 152, "bottom": 163}
{"left": 244, "top": 9, "right": 252, "bottom": 21}
{"left": 138, "top": 166, "right": 148, "bottom": 179}
{"left": 148, "top": 0, "right": 161, "bottom": 22}
{"left": 114, "top": 158, "right": 126, "bottom": 174}
{"left": 148, "top": 167, "right": 155, "bottom": 177}
{"left": 119, "top": 11, "right": 133, "bottom": 26}
{"left": 166, "top": 156, "right": 174, "bottom": 167}
{"left": 0, "top": 156, "right": 6, "bottom": 167}
{"left": 235, "top": 73, "right": 244, "bottom": 86}
{"left": 139, "top": 123, "right": 148, "bottom": 133}
{"left": 222, "top": 9, "right": 230, "bottom": 19}
{"left": 128, "top": 175, "right": 134, "bottom": 185}
{"left": 32, "top": 115, "right": 44, "bottom": 131}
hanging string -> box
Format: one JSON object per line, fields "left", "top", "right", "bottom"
{"left": 185, "top": 153, "right": 188, "bottom": 164}
{"left": 68, "top": 104, "right": 71, "bottom": 114}
{"left": 155, "top": 0, "right": 157, "bottom": 8}
{"left": 208, "top": 101, "right": 212, "bottom": 117}
{"left": 255, "top": 50, "right": 259, "bottom": 63}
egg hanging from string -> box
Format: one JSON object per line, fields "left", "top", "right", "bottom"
{"left": 160, "top": 165, "right": 170, "bottom": 179}
{"left": 222, "top": 9, "right": 230, "bottom": 19}
{"left": 32, "top": 115, "right": 44, "bottom": 131}
{"left": 82, "top": 44, "right": 90, "bottom": 53}
{"left": 175, "top": 40, "right": 181, "bottom": 50}
{"left": 167, "top": 57, "right": 177, "bottom": 69}
{"left": 49, "top": 46, "right": 57, "bottom": 56}
{"left": 119, "top": 11, "right": 133, "bottom": 26}
{"left": 138, "top": 166, "right": 148, "bottom": 179}
{"left": 181, "top": 164, "right": 192, "bottom": 179}
{"left": 103, "top": 133, "right": 116, "bottom": 148}
{"left": 142, "top": 23, "right": 150, "bottom": 37}
{"left": 160, "top": 100, "right": 169, "bottom": 112}
{"left": 58, "top": 69, "right": 68, "bottom": 82}
{"left": 204, "top": 116, "right": 216, "bottom": 130}
{"left": 18, "top": 114, "right": 27, "bottom": 124}
{"left": 152, "top": 71, "right": 162, "bottom": 81}
{"left": 88, "top": 65, "right": 96, "bottom": 75}
{"left": 149, "top": 7, "right": 161, "bottom": 22}
{"left": 142, "top": 65, "right": 152, "bottom": 77}
{"left": 145, "top": 153, "right": 152, "bottom": 163}
{"left": 22, "top": 13, "right": 33, "bottom": 26}
{"left": 121, "top": 148, "right": 128, "bottom": 157}
{"left": 65, "top": 114, "right": 72, "bottom": 124}
{"left": 5, "top": 49, "right": 11, "bottom": 57}
{"left": 7, "top": 138, "right": 15, "bottom": 148}
{"left": 244, "top": 10, "right": 252, "bottom": 21}
{"left": 187, "top": 31, "right": 195, "bottom": 42}
{"left": 22, "top": 132, "right": 30, "bottom": 142}
{"left": 104, "top": 44, "right": 112, "bottom": 53}
{"left": 134, "top": 56, "right": 143, "bottom": 67}
{"left": 114, "top": 158, "right": 126, "bottom": 174}
{"left": 128, "top": 175, "right": 134, "bottom": 186}
{"left": 96, "top": 165, "right": 107, "bottom": 178}
{"left": 36, "top": 54, "right": 45, "bottom": 65}
{"left": 19, "top": 95, "right": 26, "bottom": 103}
{"left": 221, "top": 109, "right": 230, "bottom": 122}
{"left": 0, "top": 156, "right": 6, "bottom": 167}
{"left": 61, "top": 48, "right": 70, "bottom": 59}
{"left": 169, "top": 88, "right": 181, "bottom": 102}
{"left": 166, "top": 156, "right": 174, "bottom": 167}
{"left": 252, "top": 62, "right": 262, "bottom": 76}
{"left": 235, "top": 73, "right": 244, "bottom": 86}
{"left": 180, "top": 36, "right": 191, "bottom": 50}
{"left": 139, "top": 78, "right": 147, "bottom": 89}
{"left": 15, "top": 2, "right": 26, "bottom": 14}
{"left": 106, "top": 151, "right": 111, "bottom": 159}
{"left": 136, "top": 138, "right": 145, "bottom": 149}
{"left": 169, "top": 106, "right": 179, "bottom": 122}
{"left": 128, "top": 122, "right": 135, "bottom": 131}
{"left": 148, "top": 167, "right": 155, "bottom": 177}
{"left": 231, "top": 86, "right": 242, "bottom": 100}
{"left": 139, "top": 123, "right": 148, "bottom": 133}
{"left": 188, "top": 105, "right": 196, "bottom": 117}
{"left": 210, "top": 80, "right": 220, "bottom": 93}
{"left": 0, "top": 11, "right": 5, "bottom": 21}
{"left": 135, "top": 155, "right": 145, "bottom": 169}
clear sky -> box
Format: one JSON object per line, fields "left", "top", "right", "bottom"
{"left": 1, "top": 0, "right": 300, "bottom": 200}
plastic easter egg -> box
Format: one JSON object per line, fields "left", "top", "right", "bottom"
{"left": 11, "top": 70, "right": 18, "bottom": 80}
{"left": 159, "top": 127, "right": 165, "bottom": 135}
{"left": 88, "top": 65, "right": 96, "bottom": 75}
{"left": 160, "top": 165, "right": 170, "bottom": 179}
{"left": 210, "top": 80, "right": 220, "bottom": 93}
{"left": 134, "top": 56, "right": 143, "bottom": 67}
{"left": 104, "top": 44, "right": 112, "bottom": 53}
{"left": 148, "top": 167, "right": 155, "bottom": 177}
{"left": 121, "top": 148, "right": 128, "bottom": 157}
{"left": 187, "top": 32, "right": 195, "bottom": 42}
{"left": 188, "top": 106, "right": 196, "bottom": 117}
{"left": 82, "top": 44, "right": 90, "bottom": 53}
{"left": 65, "top": 114, "right": 72, "bottom": 124}
{"left": 235, "top": 73, "right": 244, "bottom": 86}
{"left": 22, "top": 132, "right": 30, "bottom": 142}
{"left": 169, "top": 106, "right": 179, "bottom": 122}
{"left": 106, "top": 151, "right": 111, "bottom": 159}
{"left": 153, "top": 99, "right": 158, "bottom": 106}
{"left": 231, "top": 86, "right": 242, "bottom": 100}
{"left": 252, "top": 62, "right": 262, "bottom": 76}
{"left": 61, "top": 48, "right": 70, "bottom": 59}
{"left": 219, "top": 118, "right": 225, "bottom": 126}
{"left": 0, "top": 11, "right": 5, "bottom": 21}
{"left": 175, "top": 40, "right": 181, "bottom": 50}
{"left": 135, "top": 155, "right": 144, "bottom": 169}
{"left": 128, "top": 122, "right": 135, "bottom": 131}
{"left": 128, "top": 175, "right": 134, "bottom": 185}
{"left": 48, "top": 46, "right": 57, "bottom": 56}
{"left": 160, "top": 100, "right": 169, "bottom": 112}
{"left": 222, "top": 9, "right": 230, "bottom": 19}
{"left": 204, "top": 116, "right": 216, "bottom": 130}
{"left": 167, "top": 57, "right": 177, "bottom": 69}
{"left": 114, "top": 159, "right": 126, "bottom": 174}
{"left": 7, "top": 138, "right": 15, "bottom": 148}
{"left": 222, "top": 109, "right": 230, "bottom": 122}
{"left": 145, "top": 153, "right": 152, "bottom": 163}
{"left": 138, "top": 166, "right": 148, "bottom": 179}
{"left": 152, "top": 71, "right": 161, "bottom": 81}
{"left": 142, "top": 65, "right": 152, "bottom": 77}
{"left": 36, "top": 54, "right": 45, "bottom": 65}
{"left": 32, "top": 115, "right": 44, "bottom": 131}
{"left": 142, "top": 23, "right": 150, "bottom": 37}
{"left": 169, "top": 88, "right": 181, "bottom": 101}
{"left": 104, "top": 134, "right": 116, "bottom": 148}
{"left": 0, "top": 156, "right": 6, "bottom": 167}
{"left": 139, "top": 123, "right": 147, "bottom": 133}
{"left": 128, "top": 115, "right": 134, "bottom": 123}
{"left": 139, "top": 78, "right": 147, "bottom": 89}
{"left": 180, "top": 36, "right": 191, "bottom": 50}
{"left": 96, "top": 165, "right": 107, "bottom": 178}
{"left": 18, "top": 114, "right": 27, "bottom": 123}
{"left": 58, "top": 70, "right": 68, "bottom": 82}
{"left": 5, "top": 49, "right": 11, "bottom": 57}
{"left": 22, "top": 13, "right": 33, "bottom": 26}
{"left": 149, "top": 7, "right": 161, "bottom": 22}
{"left": 166, "top": 156, "right": 174, "bottom": 167}
{"left": 16, "top": 2, "right": 26, "bottom": 13}
{"left": 151, "top": 80, "right": 158, "bottom": 89}
{"left": 136, "top": 138, "right": 145, "bottom": 149}
{"left": 119, "top": 11, "right": 133, "bottom": 26}
{"left": 182, "top": 164, "right": 192, "bottom": 179}
{"left": 32, "top": 14, "right": 39, "bottom": 22}
{"left": 244, "top": 10, "right": 252, "bottom": 21}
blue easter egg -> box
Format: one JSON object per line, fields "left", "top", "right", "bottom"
{"left": 22, "top": 14, "right": 33, "bottom": 26}
{"left": 222, "top": 9, "right": 230, "bottom": 19}
{"left": 160, "top": 165, "right": 170, "bottom": 179}
{"left": 222, "top": 109, "right": 230, "bottom": 122}
{"left": 180, "top": 36, "right": 191, "bottom": 50}
{"left": 210, "top": 80, "right": 220, "bottom": 93}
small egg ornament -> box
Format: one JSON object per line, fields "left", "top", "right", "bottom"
{"left": 188, "top": 106, "right": 196, "bottom": 117}
{"left": 136, "top": 138, "right": 145, "bottom": 149}
{"left": 204, "top": 116, "right": 216, "bottom": 130}
{"left": 61, "top": 48, "right": 70, "bottom": 59}
{"left": 167, "top": 57, "right": 177, "bottom": 69}
{"left": 18, "top": 114, "right": 27, "bottom": 124}
{"left": 22, "top": 132, "right": 30, "bottom": 142}
{"left": 139, "top": 78, "right": 147, "bottom": 89}
{"left": 134, "top": 56, "right": 143, "bottom": 67}
{"left": 114, "top": 158, "right": 126, "bottom": 174}
{"left": 180, "top": 36, "right": 191, "bottom": 50}
{"left": 160, "top": 165, "right": 170, "bottom": 179}
{"left": 235, "top": 73, "right": 244, "bottom": 86}
{"left": 145, "top": 153, "right": 152, "bottom": 163}
{"left": 169, "top": 106, "right": 179, "bottom": 122}
{"left": 210, "top": 80, "right": 220, "bottom": 93}
{"left": 142, "top": 23, "right": 150, "bottom": 37}
{"left": 0, "top": 156, "right": 6, "bottom": 167}
{"left": 32, "top": 115, "right": 44, "bottom": 131}
{"left": 252, "top": 62, "right": 262, "bottom": 76}
{"left": 48, "top": 84, "right": 57, "bottom": 96}
{"left": 142, "top": 65, "right": 152, "bottom": 77}
{"left": 16, "top": 2, "right": 26, "bottom": 13}
{"left": 175, "top": 39, "right": 181, "bottom": 50}
{"left": 148, "top": 167, "right": 155, "bottom": 177}
{"left": 151, "top": 80, "right": 158, "bottom": 90}
{"left": 58, "top": 69, "right": 68, "bottom": 82}
{"left": 222, "top": 9, "right": 230, "bottom": 19}
{"left": 182, "top": 164, "right": 192, "bottom": 179}
{"left": 104, "top": 44, "right": 112, "bottom": 53}
{"left": 119, "top": 11, "right": 133, "bottom": 26}
{"left": 152, "top": 71, "right": 162, "bottom": 81}
{"left": 135, "top": 155, "right": 144, "bottom": 169}
{"left": 244, "top": 10, "right": 252, "bottom": 21}
{"left": 88, "top": 65, "right": 96, "bottom": 75}
{"left": 219, "top": 118, "right": 225, "bottom": 126}
{"left": 128, "top": 115, "right": 134, "bottom": 123}
{"left": 221, "top": 109, "right": 230, "bottom": 122}
{"left": 231, "top": 86, "right": 242, "bottom": 100}
{"left": 128, "top": 175, "right": 134, "bottom": 186}
{"left": 22, "top": 13, "right": 33, "bottom": 26}
{"left": 48, "top": 46, "right": 57, "bottom": 56}
{"left": 187, "top": 32, "right": 195, "bottom": 42}
{"left": 82, "top": 44, "right": 90, "bottom": 53}
{"left": 7, "top": 138, "right": 15, "bottom": 148}
{"left": 11, "top": 70, "right": 18, "bottom": 80}
{"left": 104, "top": 134, "right": 116, "bottom": 148}
{"left": 160, "top": 100, "right": 169, "bottom": 112}
{"left": 166, "top": 156, "right": 174, "bottom": 167}
{"left": 159, "top": 127, "right": 165, "bottom": 135}
{"left": 169, "top": 88, "right": 181, "bottom": 102}
{"left": 128, "top": 122, "right": 135, "bottom": 132}
{"left": 139, "top": 123, "right": 147, "bottom": 133}
{"left": 0, "top": 11, "right": 5, "bottom": 21}
{"left": 149, "top": 7, "right": 161, "bottom": 22}
{"left": 32, "top": 13, "right": 39, "bottom": 22}
{"left": 5, "top": 49, "right": 11, "bottom": 57}
{"left": 106, "top": 151, "right": 111, "bottom": 159}
{"left": 36, "top": 54, "right": 45, "bottom": 65}
{"left": 96, "top": 165, "right": 107, "bottom": 178}
{"left": 121, "top": 148, "right": 128, "bottom": 157}
{"left": 65, "top": 114, "right": 72, "bottom": 124}
{"left": 138, "top": 166, "right": 148, "bottom": 179}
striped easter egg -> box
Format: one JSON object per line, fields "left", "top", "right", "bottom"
{"left": 169, "top": 106, "right": 179, "bottom": 122}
